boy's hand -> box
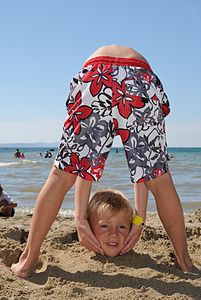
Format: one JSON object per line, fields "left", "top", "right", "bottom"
{"left": 75, "top": 218, "right": 104, "bottom": 255}
{"left": 120, "top": 224, "right": 143, "bottom": 255}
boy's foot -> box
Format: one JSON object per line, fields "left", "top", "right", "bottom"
{"left": 11, "top": 261, "right": 33, "bottom": 278}
{"left": 11, "top": 252, "right": 36, "bottom": 279}
{"left": 173, "top": 256, "right": 201, "bottom": 276}
{"left": 182, "top": 265, "right": 201, "bottom": 276}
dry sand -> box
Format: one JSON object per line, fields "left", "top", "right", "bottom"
{"left": 0, "top": 209, "right": 201, "bottom": 300}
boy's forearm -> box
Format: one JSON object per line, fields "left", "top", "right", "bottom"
{"left": 74, "top": 177, "right": 92, "bottom": 221}
{"left": 74, "top": 196, "right": 88, "bottom": 221}
{"left": 134, "top": 183, "right": 148, "bottom": 220}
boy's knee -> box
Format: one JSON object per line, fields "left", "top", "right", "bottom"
{"left": 50, "top": 166, "right": 77, "bottom": 185}
{"left": 145, "top": 171, "right": 170, "bottom": 193}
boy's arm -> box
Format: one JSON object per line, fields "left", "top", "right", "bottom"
{"left": 134, "top": 182, "right": 148, "bottom": 220}
{"left": 120, "top": 182, "right": 148, "bottom": 254}
{"left": 74, "top": 177, "right": 103, "bottom": 254}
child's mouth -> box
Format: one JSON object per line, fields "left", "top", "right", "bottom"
{"left": 107, "top": 242, "right": 118, "bottom": 247}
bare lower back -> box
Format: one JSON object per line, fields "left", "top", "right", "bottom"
{"left": 86, "top": 45, "right": 149, "bottom": 64}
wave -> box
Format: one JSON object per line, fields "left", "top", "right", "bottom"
{"left": 15, "top": 207, "right": 74, "bottom": 218}
{"left": 0, "top": 160, "right": 37, "bottom": 167}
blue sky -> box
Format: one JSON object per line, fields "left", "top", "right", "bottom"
{"left": 1, "top": 0, "right": 201, "bottom": 146}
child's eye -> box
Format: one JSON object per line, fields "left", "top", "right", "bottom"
{"left": 100, "top": 224, "right": 108, "bottom": 228}
{"left": 119, "top": 225, "right": 126, "bottom": 229}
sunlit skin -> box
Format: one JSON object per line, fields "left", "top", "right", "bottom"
{"left": 90, "top": 210, "right": 132, "bottom": 257}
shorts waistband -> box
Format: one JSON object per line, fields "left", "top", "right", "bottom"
{"left": 83, "top": 56, "right": 152, "bottom": 71}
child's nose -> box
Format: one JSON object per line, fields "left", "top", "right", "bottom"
{"left": 109, "top": 227, "right": 118, "bottom": 236}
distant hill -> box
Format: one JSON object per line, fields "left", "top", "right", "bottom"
{"left": 0, "top": 142, "right": 58, "bottom": 148}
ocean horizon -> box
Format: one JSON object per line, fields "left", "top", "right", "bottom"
{"left": 1, "top": 142, "right": 201, "bottom": 148}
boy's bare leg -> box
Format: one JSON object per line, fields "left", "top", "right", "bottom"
{"left": 11, "top": 167, "right": 77, "bottom": 278}
{"left": 145, "top": 171, "right": 193, "bottom": 272}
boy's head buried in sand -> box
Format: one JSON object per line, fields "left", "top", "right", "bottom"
{"left": 88, "top": 189, "right": 133, "bottom": 257}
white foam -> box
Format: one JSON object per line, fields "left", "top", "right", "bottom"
{"left": 15, "top": 207, "right": 74, "bottom": 218}
{"left": 21, "top": 159, "right": 37, "bottom": 164}
{"left": 0, "top": 162, "right": 21, "bottom": 167}
{"left": 0, "top": 160, "right": 37, "bottom": 167}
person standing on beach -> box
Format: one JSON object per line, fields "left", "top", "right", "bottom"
{"left": 11, "top": 45, "right": 196, "bottom": 278}
{"left": 0, "top": 184, "right": 17, "bottom": 217}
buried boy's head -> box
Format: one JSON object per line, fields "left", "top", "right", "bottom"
{"left": 88, "top": 190, "right": 133, "bottom": 257}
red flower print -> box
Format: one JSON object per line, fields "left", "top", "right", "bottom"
{"left": 91, "top": 164, "right": 104, "bottom": 180}
{"left": 65, "top": 153, "right": 94, "bottom": 180}
{"left": 113, "top": 81, "right": 145, "bottom": 118}
{"left": 151, "top": 94, "right": 159, "bottom": 101}
{"left": 118, "top": 129, "right": 130, "bottom": 143}
{"left": 90, "top": 155, "right": 106, "bottom": 180}
{"left": 143, "top": 72, "right": 152, "bottom": 82}
{"left": 161, "top": 103, "right": 170, "bottom": 117}
{"left": 113, "top": 118, "right": 129, "bottom": 143}
{"left": 138, "top": 178, "right": 145, "bottom": 183}
{"left": 83, "top": 65, "right": 113, "bottom": 96}
{"left": 113, "top": 118, "right": 119, "bottom": 132}
{"left": 64, "top": 91, "right": 92, "bottom": 134}
{"left": 152, "top": 168, "right": 163, "bottom": 178}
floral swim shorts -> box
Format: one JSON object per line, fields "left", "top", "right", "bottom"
{"left": 54, "top": 56, "right": 170, "bottom": 183}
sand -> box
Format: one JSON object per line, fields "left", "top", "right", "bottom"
{"left": 0, "top": 210, "right": 201, "bottom": 300}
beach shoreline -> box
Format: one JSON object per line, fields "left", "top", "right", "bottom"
{"left": 1, "top": 147, "right": 201, "bottom": 213}
{"left": 0, "top": 209, "right": 201, "bottom": 299}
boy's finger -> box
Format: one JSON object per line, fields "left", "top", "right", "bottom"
{"left": 121, "top": 236, "right": 139, "bottom": 254}
{"left": 124, "top": 232, "right": 138, "bottom": 246}
{"left": 124, "top": 232, "right": 133, "bottom": 245}
{"left": 80, "top": 234, "right": 104, "bottom": 255}
{"left": 83, "top": 241, "right": 104, "bottom": 255}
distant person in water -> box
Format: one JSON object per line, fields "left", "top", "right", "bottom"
{"left": 0, "top": 184, "right": 17, "bottom": 217}
{"left": 14, "top": 149, "right": 21, "bottom": 158}
{"left": 167, "top": 153, "right": 174, "bottom": 161}
{"left": 45, "top": 150, "right": 52, "bottom": 158}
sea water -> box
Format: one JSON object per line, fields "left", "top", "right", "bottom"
{"left": 0, "top": 147, "right": 201, "bottom": 216}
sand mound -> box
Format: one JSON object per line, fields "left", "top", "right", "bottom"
{"left": 0, "top": 211, "right": 200, "bottom": 299}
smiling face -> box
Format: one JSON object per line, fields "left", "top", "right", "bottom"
{"left": 90, "top": 210, "right": 131, "bottom": 257}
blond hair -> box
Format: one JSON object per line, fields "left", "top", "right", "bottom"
{"left": 88, "top": 189, "right": 133, "bottom": 223}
